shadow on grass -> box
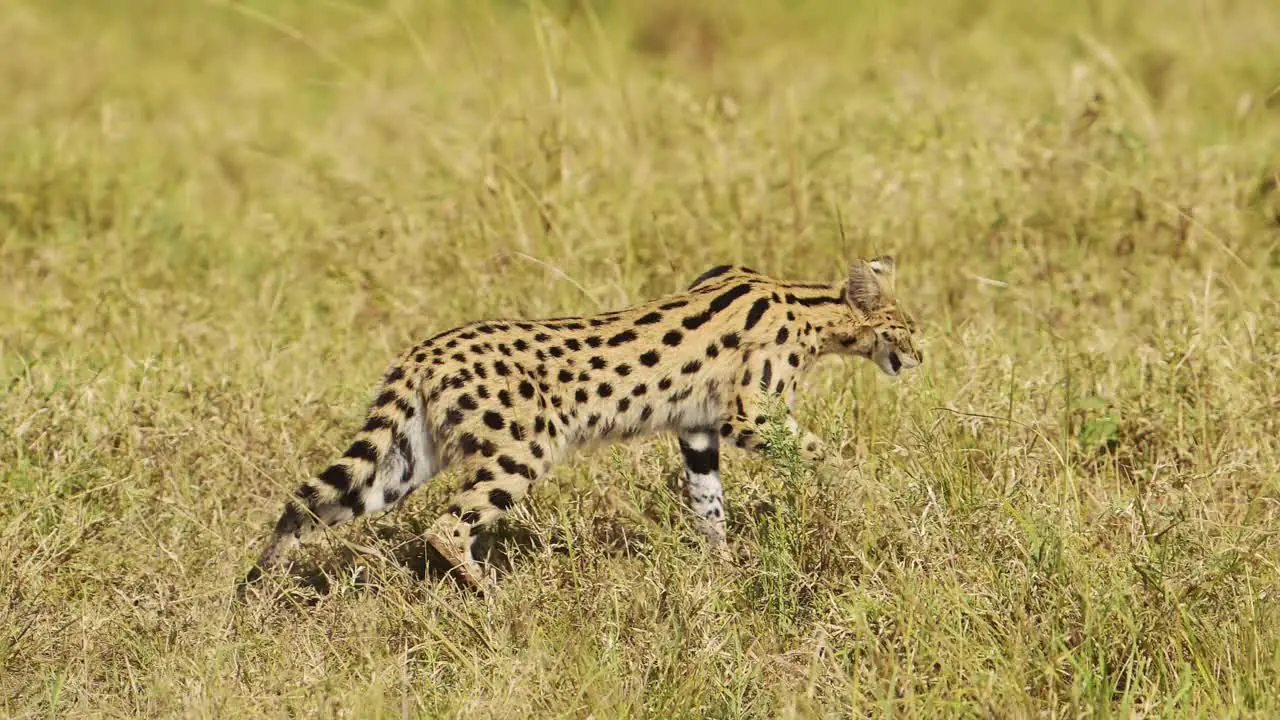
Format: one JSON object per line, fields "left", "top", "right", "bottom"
{"left": 237, "top": 513, "right": 655, "bottom": 609}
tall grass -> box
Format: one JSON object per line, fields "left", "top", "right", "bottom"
{"left": 2, "top": 0, "right": 1278, "bottom": 716}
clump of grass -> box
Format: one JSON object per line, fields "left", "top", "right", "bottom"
{"left": 3, "top": 0, "right": 1280, "bottom": 717}
{"left": 748, "top": 395, "right": 813, "bottom": 631}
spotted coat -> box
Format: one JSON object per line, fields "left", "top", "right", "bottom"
{"left": 246, "top": 256, "right": 923, "bottom": 589}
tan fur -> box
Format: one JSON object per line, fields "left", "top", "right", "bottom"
{"left": 245, "top": 257, "right": 923, "bottom": 590}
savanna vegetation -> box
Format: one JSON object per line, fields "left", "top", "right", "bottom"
{"left": 3, "top": 0, "right": 1279, "bottom": 716}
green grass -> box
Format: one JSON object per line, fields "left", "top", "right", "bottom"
{"left": 3, "top": 0, "right": 1279, "bottom": 716}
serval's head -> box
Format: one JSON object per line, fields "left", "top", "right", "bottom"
{"left": 829, "top": 255, "right": 924, "bottom": 377}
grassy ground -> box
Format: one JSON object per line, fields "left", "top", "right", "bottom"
{"left": 3, "top": 0, "right": 1279, "bottom": 716}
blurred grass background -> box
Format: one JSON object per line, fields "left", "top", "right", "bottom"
{"left": 2, "top": 0, "right": 1278, "bottom": 716}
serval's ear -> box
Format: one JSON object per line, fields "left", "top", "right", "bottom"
{"left": 846, "top": 259, "right": 886, "bottom": 313}
{"left": 867, "top": 255, "right": 896, "bottom": 292}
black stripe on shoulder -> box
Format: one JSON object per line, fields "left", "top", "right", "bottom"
{"left": 688, "top": 265, "right": 734, "bottom": 289}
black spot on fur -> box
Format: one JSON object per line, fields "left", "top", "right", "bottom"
{"left": 489, "top": 488, "right": 514, "bottom": 510}
{"left": 458, "top": 394, "right": 478, "bottom": 411}
{"left": 794, "top": 292, "right": 843, "bottom": 307}
{"left": 462, "top": 467, "right": 493, "bottom": 493}
{"left": 498, "top": 390, "right": 513, "bottom": 407}
{"left": 362, "top": 415, "right": 391, "bottom": 432}
{"left": 679, "top": 441, "right": 718, "bottom": 475}
{"left": 634, "top": 311, "right": 663, "bottom": 325}
{"left": 498, "top": 455, "right": 536, "bottom": 480}
{"left": 761, "top": 359, "right": 773, "bottom": 390}
{"left": 658, "top": 377, "right": 673, "bottom": 391}
{"left": 339, "top": 490, "right": 365, "bottom": 514}
{"left": 375, "top": 390, "right": 398, "bottom": 407}
{"left": 660, "top": 299, "right": 689, "bottom": 310}
{"left": 775, "top": 327, "right": 790, "bottom": 344}
{"left": 519, "top": 381, "right": 536, "bottom": 399}
{"left": 662, "top": 330, "right": 683, "bottom": 346}
{"left": 586, "top": 336, "right": 603, "bottom": 348}
{"left": 788, "top": 353, "right": 800, "bottom": 367}
{"left": 529, "top": 442, "right": 544, "bottom": 458}
{"left": 617, "top": 398, "right": 631, "bottom": 413}
{"left": 632, "top": 383, "right": 647, "bottom": 396}
{"left": 687, "top": 283, "right": 753, "bottom": 331}
{"left": 639, "top": 350, "right": 660, "bottom": 367}
{"left": 445, "top": 408, "right": 464, "bottom": 426}
{"left": 614, "top": 364, "right": 632, "bottom": 377}
{"left": 597, "top": 383, "right": 614, "bottom": 398}
{"left": 559, "top": 369, "right": 574, "bottom": 383}
{"left": 318, "top": 464, "right": 353, "bottom": 493}
{"left": 688, "top": 264, "right": 733, "bottom": 288}
{"left": 744, "top": 298, "right": 770, "bottom": 331}
{"left": 590, "top": 356, "right": 607, "bottom": 370}
{"left": 575, "top": 389, "right": 589, "bottom": 403}
{"left": 483, "top": 411, "right": 505, "bottom": 430}
{"left": 460, "top": 433, "right": 482, "bottom": 455}
{"left": 681, "top": 360, "right": 702, "bottom": 375}
{"left": 382, "top": 487, "right": 403, "bottom": 506}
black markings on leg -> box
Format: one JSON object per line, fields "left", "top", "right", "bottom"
{"left": 489, "top": 488, "right": 514, "bottom": 510}
{"left": 679, "top": 436, "right": 719, "bottom": 476}
{"left": 678, "top": 429, "right": 726, "bottom": 547}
